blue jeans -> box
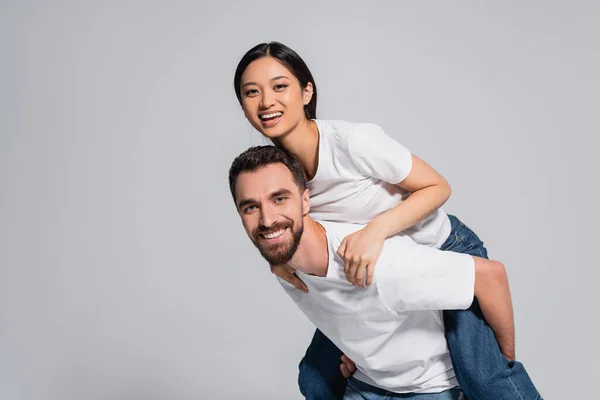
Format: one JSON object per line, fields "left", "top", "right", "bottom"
{"left": 344, "top": 377, "right": 462, "bottom": 400}
{"left": 298, "top": 215, "right": 542, "bottom": 400}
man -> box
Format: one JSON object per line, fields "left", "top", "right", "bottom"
{"left": 228, "top": 146, "right": 541, "bottom": 399}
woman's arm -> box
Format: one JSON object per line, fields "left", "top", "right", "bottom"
{"left": 370, "top": 153, "right": 451, "bottom": 238}
{"left": 473, "top": 257, "right": 516, "bottom": 360}
{"left": 339, "top": 154, "right": 451, "bottom": 286}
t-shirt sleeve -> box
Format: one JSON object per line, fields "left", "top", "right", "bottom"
{"left": 345, "top": 123, "right": 413, "bottom": 184}
{"left": 375, "top": 243, "right": 475, "bottom": 312}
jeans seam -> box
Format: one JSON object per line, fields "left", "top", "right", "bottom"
{"left": 454, "top": 233, "right": 485, "bottom": 258}
{"left": 507, "top": 366, "right": 526, "bottom": 400}
{"left": 443, "top": 234, "right": 461, "bottom": 251}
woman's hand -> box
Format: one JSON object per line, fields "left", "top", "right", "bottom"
{"left": 270, "top": 264, "right": 308, "bottom": 293}
{"left": 337, "top": 225, "right": 386, "bottom": 287}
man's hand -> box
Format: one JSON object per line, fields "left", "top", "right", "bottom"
{"left": 339, "top": 354, "right": 356, "bottom": 378}
{"left": 270, "top": 264, "right": 308, "bottom": 293}
{"left": 337, "top": 226, "right": 385, "bottom": 287}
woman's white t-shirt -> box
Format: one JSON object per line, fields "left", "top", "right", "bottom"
{"left": 307, "top": 119, "right": 451, "bottom": 248}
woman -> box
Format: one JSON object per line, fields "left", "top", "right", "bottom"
{"left": 233, "top": 42, "right": 541, "bottom": 400}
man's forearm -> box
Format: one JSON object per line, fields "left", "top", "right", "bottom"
{"left": 473, "top": 259, "right": 515, "bottom": 360}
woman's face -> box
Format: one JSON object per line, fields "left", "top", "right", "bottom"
{"left": 240, "top": 56, "right": 313, "bottom": 140}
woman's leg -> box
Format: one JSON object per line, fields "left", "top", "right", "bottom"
{"left": 441, "top": 215, "right": 542, "bottom": 399}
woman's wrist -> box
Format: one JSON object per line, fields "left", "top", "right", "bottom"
{"left": 366, "top": 217, "right": 395, "bottom": 240}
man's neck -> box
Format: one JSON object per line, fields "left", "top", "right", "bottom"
{"left": 287, "top": 217, "right": 329, "bottom": 277}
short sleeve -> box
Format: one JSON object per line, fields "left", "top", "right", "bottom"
{"left": 346, "top": 123, "right": 413, "bottom": 184}
{"left": 376, "top": 243, "right": 475, "bottom": 312}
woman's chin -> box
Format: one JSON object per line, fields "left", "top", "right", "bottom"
{"left": 249, "top": 119, "right": 291, "bottom": 141}
{"left": 258, "top": 128, "right": 286, "bottom": 140}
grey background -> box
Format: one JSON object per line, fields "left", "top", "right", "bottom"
{"left": 1, "top": 1, "right": 598, "bottom": 399}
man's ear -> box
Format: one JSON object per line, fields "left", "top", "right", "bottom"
{"left": 303, "top": 82, "right": 314, "bottom": 105}
{"left": 302, "top": 188, "right": 311, "bottom": 216}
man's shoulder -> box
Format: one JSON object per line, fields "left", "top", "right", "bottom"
{"left": 319, "top": 220, "right": 366, "bottom": 238}
{"left": 318, "top": 221, "right": 365, "bottom": 249}
{"left": 318, "top": 221, "right": 415, "bottom": 251}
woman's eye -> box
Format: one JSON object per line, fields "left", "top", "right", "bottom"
{"left": 274, "top": 84, "right": 288, "bottom": 91}
{"left": 244, "top": 89, "right": 258, "bottom": 97}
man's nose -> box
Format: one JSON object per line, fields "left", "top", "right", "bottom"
{"left": 259, "top": 204, "right": 278, "bottom": 227}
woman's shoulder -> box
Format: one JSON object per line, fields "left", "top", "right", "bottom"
{"left": 315, "top": 119, "right": 383, "bottom": 135}
{"left": 315, "top": 119, "right": 385, "bottom": 148}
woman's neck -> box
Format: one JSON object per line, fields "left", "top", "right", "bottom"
{"left": 275, "top": 119, "right": 320, "bottom": 180}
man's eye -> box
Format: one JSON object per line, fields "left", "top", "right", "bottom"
{"left": 244, "top": 205, "right": 257, "bottom": 213}
{"left": 274, "top": 84, "right": 288, "bottom": 91}
{"left": 275, "top": 197, "right": 286, "bottom": 204}
{"left": 244, "top": 89, "right": 258, "bottom": 97}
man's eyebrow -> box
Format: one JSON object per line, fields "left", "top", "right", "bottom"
{"left": 237, "top": 198, "right": 256, "bottom": 209}
{"left": 242, "top": 76, "right": 290, "bottom": 88}
{"left": 237, "top": 189, "right": 293, "bottom": 209}
{"left": 270, "top": 189, "right": 293, "bottom": 198}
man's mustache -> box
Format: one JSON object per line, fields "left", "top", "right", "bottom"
{"left": 253, "top": 223, "right": 292, "bottom": 238}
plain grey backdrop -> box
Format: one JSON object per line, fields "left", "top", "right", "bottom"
{"left": 1, "top": 1, "right": 598, "bottom": 399}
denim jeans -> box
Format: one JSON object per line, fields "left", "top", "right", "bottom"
{"left": 344, "top": 377, "right": 463, "bottom": 400}
{"left": 298, "top": 215, "right": 542, "bottom": 400}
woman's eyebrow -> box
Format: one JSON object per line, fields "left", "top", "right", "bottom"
{"left": 242, "top": 75, "right": 290, "bottom": 88}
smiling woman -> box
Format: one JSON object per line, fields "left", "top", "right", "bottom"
{"left": 233, "top": 41, "right": 317, "bottom": 123}
{"left": 231, "top": 41, "right": 543, "bottom": 400}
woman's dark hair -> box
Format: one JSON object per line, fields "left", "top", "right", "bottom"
{"left": 233, "top": 41, "right": 317, "bottom": 120}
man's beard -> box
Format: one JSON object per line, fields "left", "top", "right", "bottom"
{"left": 253, "top": 221, "right": 304, "bottom": 265}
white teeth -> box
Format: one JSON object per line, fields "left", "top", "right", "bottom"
{"left": 263, "top": 229, "right": 285, "bottom": 239}
{"left": 260, "top": 112, "right": 283, "bottom": 120}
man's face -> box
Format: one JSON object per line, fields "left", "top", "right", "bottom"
{"left": 235, "top": 163, "right": 309, "bottom": 265}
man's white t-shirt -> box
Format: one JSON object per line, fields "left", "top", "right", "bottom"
{"left": 278, "top": 221, "right": 475, "bottom": 394}
{"left": 307, "top": 119, "right": 451, "bottom": 248}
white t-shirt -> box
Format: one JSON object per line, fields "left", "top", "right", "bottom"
{"left": 278, "top": 221, "right": 475, "bottom": 394}
{"left": 307, "top": 119, "right": 451, "bottom": 248}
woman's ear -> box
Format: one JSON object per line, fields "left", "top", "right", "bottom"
{"left": 303, "top": 82, "right": 314, "bottom": 105}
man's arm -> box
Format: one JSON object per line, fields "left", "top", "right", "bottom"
{"left": 473, "top": 257, "right": 515, "bottom": 360}
{"left": 376, "top": 245, "right": 515, "bottom": 360}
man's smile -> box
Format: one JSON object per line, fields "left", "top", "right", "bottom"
{"left": 259, "top": 227, "right": 289, "bottom": 243}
